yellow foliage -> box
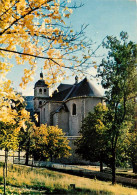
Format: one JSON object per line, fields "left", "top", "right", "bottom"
{"left": 31, "top": 124, "right": 71, "bottom": 160}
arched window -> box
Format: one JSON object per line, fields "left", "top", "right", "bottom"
{"left": 72, "top": 103, "right": 76, "bottom": 115}
{"left": 39, "top": 101, "right": 42, "bottom": 106}
{"left": 39, "top": 88, "right": 42, "bottom": 94}
{"left": 44, "top": 89, "right": 46, "bottom": 93}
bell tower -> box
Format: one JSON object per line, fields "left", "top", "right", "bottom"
{"left": 34, "top": 72, "right": 49, "bottom": 99}
{"left": 34, "top": 72, "right": 49, "bottom": 123}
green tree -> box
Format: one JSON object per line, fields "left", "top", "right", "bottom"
{"left": 75, "top": 103, "right": 132, "bottom": 173}
{"left": 75, "top": 103, "right": 110, "bottom": 172}
{"left": 30, "top": 124, "right": 71, "bottom": 161}
{"left": 97, "top": 32, "right": 137, "bottom": 184}
{"left": 126, "top": 103, "right": 137, "bottom": 173}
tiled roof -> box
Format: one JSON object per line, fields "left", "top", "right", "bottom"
{"left": 68, "top": 78, "right": 102, "bottom": 98}
{"left": 50, "top": 86, "right": 73, "bottom": 101}
{"left": 57, "top": 84, "right": 73, "bottom": 92}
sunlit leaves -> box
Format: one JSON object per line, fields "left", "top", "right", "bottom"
{"left": 31, "top": 124, "right": 71, "bottom": 160}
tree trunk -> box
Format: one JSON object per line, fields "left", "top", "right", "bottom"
{"left": 50, "top": 154, "right": 53, "bottom": 162}
{"left": 100, "top": 160, "right": 103, "bottom": 172}
{"left": 18, "top": 145, "right": 20, "bottom": 162}
{"left": 25, "top": 148, "right": 29, "bottom": 165}
{"left": 3, "top": 148, "right": 8, "bottom": 195}
{"left": 112, "top": 149, "right": 116, "bottom": 185}
{"left": 5, "top": 149, "right": 8, "bottom": 177}
{"left": 3, "top": 164, "right": 6, "bottom": 195}
{"left": 132, "top": 161, "right": 137, "bottom": 173}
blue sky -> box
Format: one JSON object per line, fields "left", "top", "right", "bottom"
{"left": 8, "top": 0, "right": 137, "bottom": 95}
{"left": 72, "top": 0, "right": 136, "bottom": 44}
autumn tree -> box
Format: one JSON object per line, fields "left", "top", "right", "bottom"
{"left": 0, "top": 95, "right": 30, "bottom": 157}
{"left": 0, "top": 96, "right": 30, "bottom": 194}
{"left": 30, "top": 124, "right": 71, "bottom": 161}
{"left": 97, "top": 32, "right": 137, "bottom": 184}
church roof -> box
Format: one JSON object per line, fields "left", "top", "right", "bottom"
{"left": 68, "top": 77, "right": 101, "bottom": 98}
{"left": 51, "top": 87, "right": 72, "bottom": 101}
{"left": 50, "top": 77, "right": 102, "bottom": 101}
{"left": 57, "top": 84, "right": 73, "bottom": 92}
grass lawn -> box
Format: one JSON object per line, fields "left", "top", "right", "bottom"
{"left": 0, "top": 163, "right": 137, "bottom": 194}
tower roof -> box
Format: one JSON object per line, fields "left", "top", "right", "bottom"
{"left": 34, "top": 72, "right": 48, "bottom": 88}
{"left": 34, "top": 80, "right": 48, "bottom": 88}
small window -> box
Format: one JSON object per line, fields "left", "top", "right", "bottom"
{"left": 39, "top": 88, "right": 42, "bottom": 94}
{"left": 39, "top": 101, "right": 42, "bottom": 106}
{"left": 44, "top": 89, "right": 46, "bottom": 93}
{"left": 72, "top": 103, "right": 76, "bottom": 115}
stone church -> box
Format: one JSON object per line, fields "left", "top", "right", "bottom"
{"left": 31, "top": 72, "right": 104, "bottom": 163}
{"left": 33, "top": 72, "right": 104, "bottom": 136}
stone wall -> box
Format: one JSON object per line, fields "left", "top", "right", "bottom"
{"left": 53, "top": 110, "right": 69, "bottom": 134}
{"left": 53, "top": 137, "right": 91, "bottom": 164}
{"left": 66, "top": 97, "right": 103, "bottom": 136}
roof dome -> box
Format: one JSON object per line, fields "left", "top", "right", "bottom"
{"left": 34, "top": 72, "right": 48, "bottom": 88}
{"left": 34, "top": 79, "right": 48, "bottom": 88}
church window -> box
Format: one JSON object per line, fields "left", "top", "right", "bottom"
{"left": 39, "top": 101, "right": 42, "bottom": 106}
{"left": 39, "top": 88, "right": 42, "bottom": 94}
{"left": 72, "top": 103, "right": 76, "bottom": 115}
{"left": 44, "top": 89, "right": 46, "bottom": 93}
